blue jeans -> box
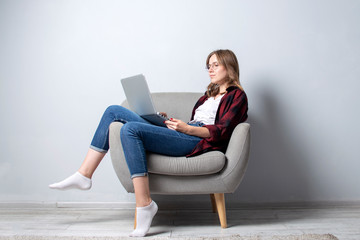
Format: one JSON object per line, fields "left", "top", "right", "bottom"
{"left": 90, "top": 105, "right": 202, "bottom": 178}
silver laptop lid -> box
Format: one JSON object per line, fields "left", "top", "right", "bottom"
{"left": 121, "top": 74, "right": 156, "bottom": 116}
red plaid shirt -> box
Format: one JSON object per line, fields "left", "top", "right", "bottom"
{"left": 187, "top": 86, "right": 248, "bottom": 157}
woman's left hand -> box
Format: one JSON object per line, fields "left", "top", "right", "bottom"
{"left": 164, "top": 118, "right": 189, "bottom": 134}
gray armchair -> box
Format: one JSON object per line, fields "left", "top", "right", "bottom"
{"left": 109, "top": 92, "right": 251, "bottom": 228}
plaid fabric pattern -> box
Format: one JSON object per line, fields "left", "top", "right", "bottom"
{"left": 187, "top": 86, "right": 248, "bottom": 157}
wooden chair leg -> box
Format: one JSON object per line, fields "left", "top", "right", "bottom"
{"left": 134, "top": 208, "right": 137, "bottom": 229}
{"left": 210, "top": 194, "right": 217, "bottom": 213}
{"left": 213, "top": 193, "right": 227, "bottom": 228}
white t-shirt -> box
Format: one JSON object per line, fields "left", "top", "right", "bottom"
{"left": 191, "top": 94, "right": 225, "bottom": 125}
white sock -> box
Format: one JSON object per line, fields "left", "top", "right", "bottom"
{"left": 130, "top": 200, "right": 158, "bottom": 237}
{"left": 49, "top": 172, "right": 92, "bottom": 190}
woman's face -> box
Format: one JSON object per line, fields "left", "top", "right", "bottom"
{"left": 208, "top": 54, "right": 228, "bottom": 86}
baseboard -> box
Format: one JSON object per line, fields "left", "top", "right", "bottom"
{"left": 0, "top": 201, "right": 135, "bottom": 209}
{"left": 226, "top": 200, "right": 360, "bottom": 209}
{"left": 1, "top": 200, "right": 359, "bottom": 210}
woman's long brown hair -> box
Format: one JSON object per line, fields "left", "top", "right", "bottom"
{"left": 206, "top": 49, "right": 243, "bottom": 97}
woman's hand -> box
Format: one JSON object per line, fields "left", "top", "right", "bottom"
{"left": 164, "top": 118, "right": 190, "bottom": 134}
{"left": 165, "top": 118, "right": 211, "bottom": 138}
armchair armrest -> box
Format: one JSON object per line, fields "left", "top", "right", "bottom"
{"left": 109, "top": 122, "right": 134, "bottom": 192}
{"left": 221, "top": 123, "right": 251, "bottom": 192}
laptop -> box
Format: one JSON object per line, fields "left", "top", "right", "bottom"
{"left": 121, "top": 74, "right": 169, "bottom": 127}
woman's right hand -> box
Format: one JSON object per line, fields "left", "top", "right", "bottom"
{"left": 164, "top": 118, "right": 189, "bottom": 133}
{"left": 165, "top": 118, "right": 210, "bottom": 138}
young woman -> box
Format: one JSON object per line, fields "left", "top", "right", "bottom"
{"left": 49, "top": 49, "right": 248, "bottom": 237}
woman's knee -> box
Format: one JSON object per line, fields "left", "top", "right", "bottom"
{"left": 105, "top": 105, "right": 122, "bottom": 114}
{"left": 103, "top": 105, "right": 129, "bottom": 119}
{"left": 120, "top": 122, "right": 140, "bottom": 138}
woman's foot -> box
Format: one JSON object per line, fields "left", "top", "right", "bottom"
{"left": 130, "top": 200, "right": 158, "bottom": 237}
{"left": 49, "top": 172, "right": 92, "bottom": 190}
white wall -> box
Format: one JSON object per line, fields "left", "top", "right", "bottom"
{"left": 0, "top": 0, "right": 359, "bottom": 205}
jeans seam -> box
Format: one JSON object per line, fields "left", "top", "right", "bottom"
{"left": 98, "top": 116, "right": 128, "bottom": 151}
{"left": 139, "top": 127, "right": 202, "bottom": 142}
{"left": 135, "top": 135, "right": 147, "bottom": 174}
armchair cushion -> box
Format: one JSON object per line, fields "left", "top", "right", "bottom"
{"left": 147, "top": 151, "right": 225, "bottom": 176}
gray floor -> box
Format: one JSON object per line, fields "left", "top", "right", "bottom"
{"left": 0, "top": 203, "right": 359, "bottom": 239}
